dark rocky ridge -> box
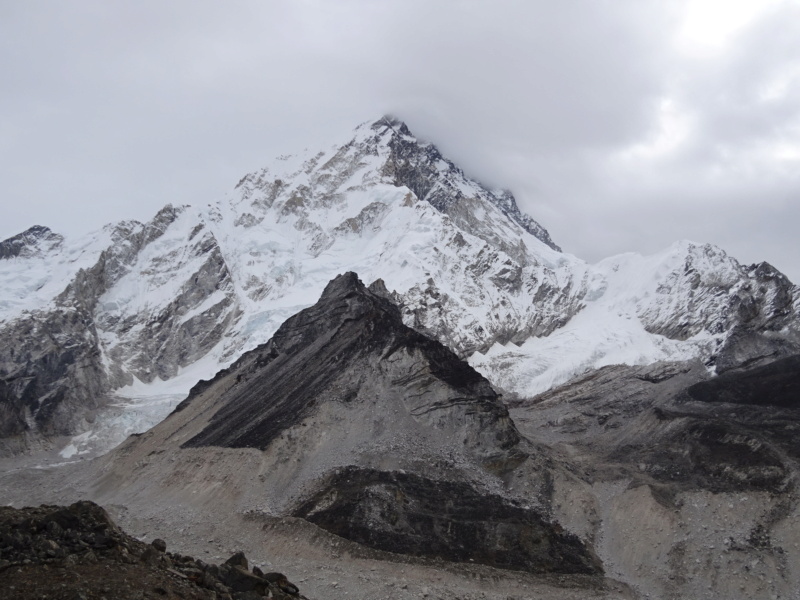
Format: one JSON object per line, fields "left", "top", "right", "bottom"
{"left": 294, "top": 466, "right": 602, "bottom": 576}
{"left": 374, "top": 115, "right": 561, "bottom": 251}
{"left": 182, "top": 271, "right": 521, "bottom": 464}
{"left": 0, "top": 500, "right": 307, "bottom": 599}
{"left": 0, "top": 225, "right": 63, "bottom": 260}
{"left": 688, "top": 353, "right": 800, "bottom": 407}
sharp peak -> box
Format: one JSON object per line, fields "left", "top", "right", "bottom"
{"left": 318, "top": 271, "right": 393, "bottom": 300}
{"left": 317, "top": 272, "right": 403, "bottom": 317}
{"left": 320, "top": 271, "right": 366, "bottom": 298}
{"left": 2, "top": 224, "right": 56, "bottom": 242}
{"left": 0, "top": 224, "right": 64, "bottom": 260}
{"left": 373, "top": 114, "right": 411, "bottom": 131}
{"left": 355, "top": 115, "right": 415, "bottom": 139}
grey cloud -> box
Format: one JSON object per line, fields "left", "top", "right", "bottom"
{"left": 678, "top": 8, "right": 800, "bottom": 150}
{"left": 0, "top": 0, "right": 798, "bottom": 282}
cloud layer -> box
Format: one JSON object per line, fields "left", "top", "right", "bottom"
{"left": 1, "top": 0, "right": 798, "bottom": 281}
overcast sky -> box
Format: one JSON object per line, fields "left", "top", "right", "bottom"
{"left": 2, "top": 0, "right": 799, "bottom": 282}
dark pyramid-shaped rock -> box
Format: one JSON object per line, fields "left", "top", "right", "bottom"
{"left": 173, "top": 272, "right": 602, "bottom": 575}
{"left": 182, "top": 272, "right": 522, "bottom": 467}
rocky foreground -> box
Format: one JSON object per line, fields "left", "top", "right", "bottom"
{"left": 0, "top": 500, "right": 307, "bottom": 600}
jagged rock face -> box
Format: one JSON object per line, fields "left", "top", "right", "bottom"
{"left": 54, "top": 206, "right": 239, "bottom": 387}
{"left": 93, "top": 221, "right": 238, "bottom": 385}
{"left": 0, "top": 206, "right": 240, "bottom": 452}
{"left": 377, "top": 116, "right": 561, "bottom": 253}
{"left": 471, "top": 242, "right": 800, "bottom": 398}
{"left": 0, "top": 306, "right": 108, "bottom": 445}
{"left": 294, "top": 466, "right": 601, "bottom": 575}
{"left": 638, "top": 246, "right": 797, "bottom": 341}
{"left": 182, "top": 272, "right": 522, "bottom": 470}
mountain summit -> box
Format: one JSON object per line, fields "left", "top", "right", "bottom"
{"left": 366, "top": 115, "right": 560, "bottom": 250}
{"left": 0, "top": 115, "right": 572, "bottom": 453}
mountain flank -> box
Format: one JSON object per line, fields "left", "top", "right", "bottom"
{"left": 181, "top": 271, "right": 521, "bottom": 467}
{"left": 84, "top": 272, "right": 601, "bottom": 577}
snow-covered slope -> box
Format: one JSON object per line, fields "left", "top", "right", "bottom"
{"left": 1, "top": 116, "right": 798, "bottom": 456}
{"left": 472, "top": 241, "right": 800, "bottom": 396}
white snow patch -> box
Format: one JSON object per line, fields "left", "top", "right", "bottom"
{"left": 59, "top": 392, "right": 187, "bottom": 458}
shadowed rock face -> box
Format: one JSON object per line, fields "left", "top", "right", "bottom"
{"left": 514, "top": 356, "right": 800, "bottom": 496}
{"left": 0, "top": 208, "right": 239, "bottom": 453}
{"left": 374, "top": 116, "right": 561, "bottom": 252}
{"left": 612, "top": 413, "right": 792, "bottom": 493}
{"left": 294, "top": 466, "right": 602, "bottom": 575}
{"left": 688, "top": 354, "right": 800, "bottom": 408}
{"left": 0, "top": 307, "right": 108, "bottom": 444}
{"left": 182, "top": 272, "right": 522, "bottom": 469}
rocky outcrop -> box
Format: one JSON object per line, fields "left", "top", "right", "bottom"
{"left": 0, "top": 500, "right": 307, "bottom": 600}
{"left": 183, "top": 272, "right": 523, "bottom": 471}
{"left": 375, "top": 115, "right": 561, "bottom": 251}
{"left": 95, "top": 226, "right": 238, "bottom": 385}
{"left": 687, "top": 353, "right": 800, "bottom": 408}
{"left": 640, "top": 247, "right": 799, "bottom": 345}
{"left": 294, "top": 466, "right": 601, "bottom": 575}
{"left": 0, "top": 306, "right": 108, "bottom": 448}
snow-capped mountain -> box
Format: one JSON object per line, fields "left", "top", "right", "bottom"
{"left": 472, "top": 241, "right": 800, "bottom": 397}
{"left": 1, "top": 116, "right": 798, "bottom": 455}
